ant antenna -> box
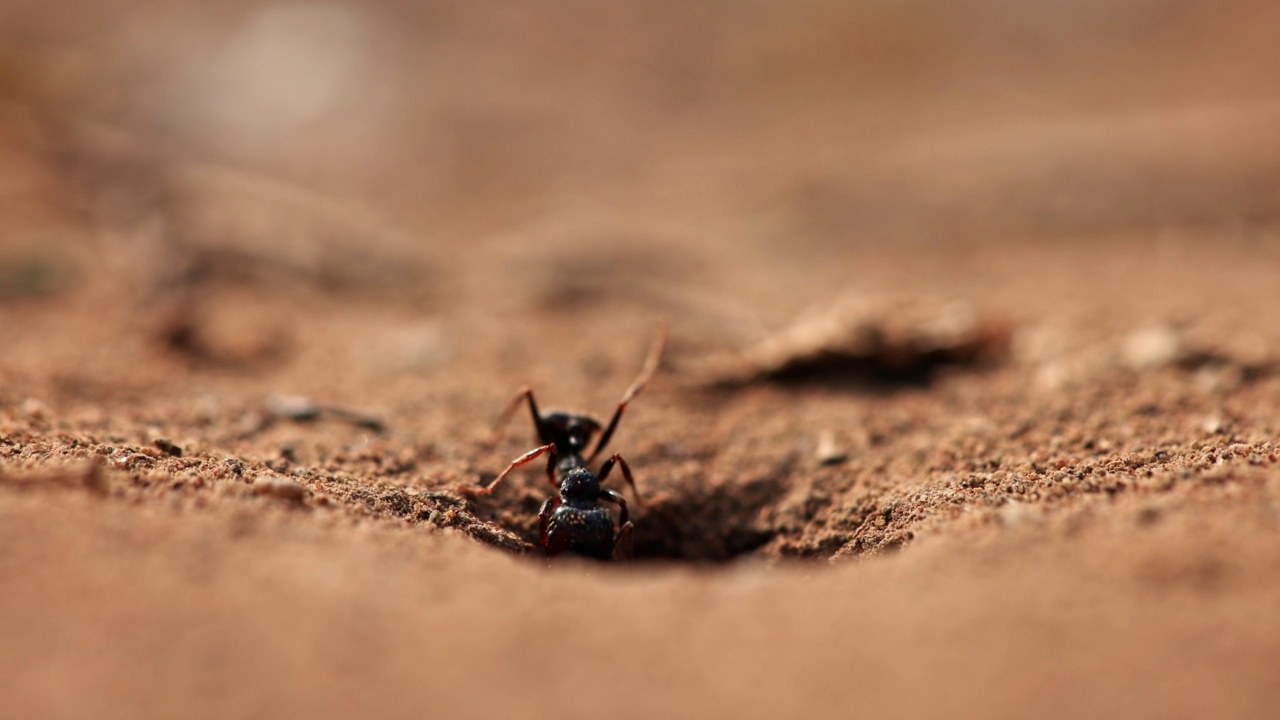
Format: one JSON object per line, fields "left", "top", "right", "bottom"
{"left": 587, "top": 320, "right": 668, "bottom": 464}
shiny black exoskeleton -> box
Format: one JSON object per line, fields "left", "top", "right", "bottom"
{"left": 460, "top": 324, "right": 666, "bottom": 560}
{"left": 539, "top": 451, "right": 634, "bottom": 560}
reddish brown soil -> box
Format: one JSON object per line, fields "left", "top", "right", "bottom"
{"left": 4, "top": 3, "right": 1280, "bottom": 718}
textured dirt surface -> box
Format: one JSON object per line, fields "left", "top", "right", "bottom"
{"left": 5, "top": 2, "right": 1280, "bottom": 718}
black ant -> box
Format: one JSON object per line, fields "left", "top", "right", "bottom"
{"left": 460, "top": 323, "right": 667, "bottom": 560}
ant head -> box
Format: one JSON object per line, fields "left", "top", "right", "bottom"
{"left": 559, "top": 467, "right": 600, "bottom": 502}
{"left": 541, "top": 412, "right": 602, "bottom": 455}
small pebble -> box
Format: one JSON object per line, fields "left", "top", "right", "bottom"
{"left": 19, "top": 398, "right": 48, "bottom": 420}
{"left": 264, "top": 394, "right": 321, "bottom": 421}
{"left": 1202, "top": 416, "right": 1225, "bottom": 435}
{"left": 153, "top": 438, "right": 183, "bottom": 457}
{"left": 1121, "top": 324, "right": 1183, "bottom": 371}
{"left": 815, "top": 431, "right": 848, "bottom": 465}
{"left": 252, "top": 476, "right": 310, "bottom": 503}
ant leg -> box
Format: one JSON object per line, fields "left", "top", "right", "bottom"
{"left": 601, "top": 489, "right": 631, "bottom": 525}
{"left": 544, "top": 444, "right": 560, "bottom": 489}
{"left": 459, "top": 443, "right": 555, "bottom": 497}
{"left": 601, "top": 490, "right": 633, "bottom": 560}
{"left": 487, "top": 387, "right": 551, "bottom": 447}
{"left": 538, "top": 496, "right": 561, "bottom": 554}
{"left": 597, "top": 454, "right": 656, "bottom": 509}
{"left": 612, "top": 521, "right": 634, "bottom": 561}
{"left": 587, "top": 321, "right": 668, "bottom": 463}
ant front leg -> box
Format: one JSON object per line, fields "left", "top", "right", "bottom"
{"left": 597, "top": 453, "right": 657, "bottom": 509}
{"left": 613, "top": 521, "right": 634, "bottom": 561}
{"left": 538, "top": 496, "right": 562, "bottom": 555}
{"left": 543, "top": 442, "right": 560, "bottom": 489}
{"left": 587, "top": 321, "right": 667, "bottom": 464}
{"left": 459, "top": 443, "right": 556, "bottom": 497}
{"left": 488, "top": 387, "right": 551, "bottom": 447}
{"left": 601, "top": 490, "right": 633, "bottom": 560}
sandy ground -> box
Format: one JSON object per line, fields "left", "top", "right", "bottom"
{"left": 4, "top": 2, "right": 1280, "bottom": 718}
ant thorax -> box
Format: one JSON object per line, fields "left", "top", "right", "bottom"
{"left": 541, "top": 411, "right": 602, "bottom": 456}
{"left": 556, "top": 453, "right": 586, "bottom": 475}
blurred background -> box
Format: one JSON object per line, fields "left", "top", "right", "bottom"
{"left": 2, "top": 0, "right": 1280, "bottom": 361}
{"left": 5, "top": 9, "right": 1280, "bottom": 714}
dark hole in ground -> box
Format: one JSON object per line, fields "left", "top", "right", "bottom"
{"left": 459, "top": 471, "right": 792, "bottom": 564}
{"left": 759, "top": 352, "right": 986, "bottom": 388}
{"left": 706, "top": 345, "right": 1007, "bottom": 394}
{"left": 628, "top": 475, "right": 788, "bottom": 562}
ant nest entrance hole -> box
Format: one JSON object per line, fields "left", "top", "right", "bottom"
{"left": 465, "top": 470, "right": 799, "bottom": 565}
{"left": 630, "top": 477, "right": 787, "bottom": 562}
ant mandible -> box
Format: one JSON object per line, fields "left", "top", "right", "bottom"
{"left": 460, "top": 323, "right": 667, "bottom": 560}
